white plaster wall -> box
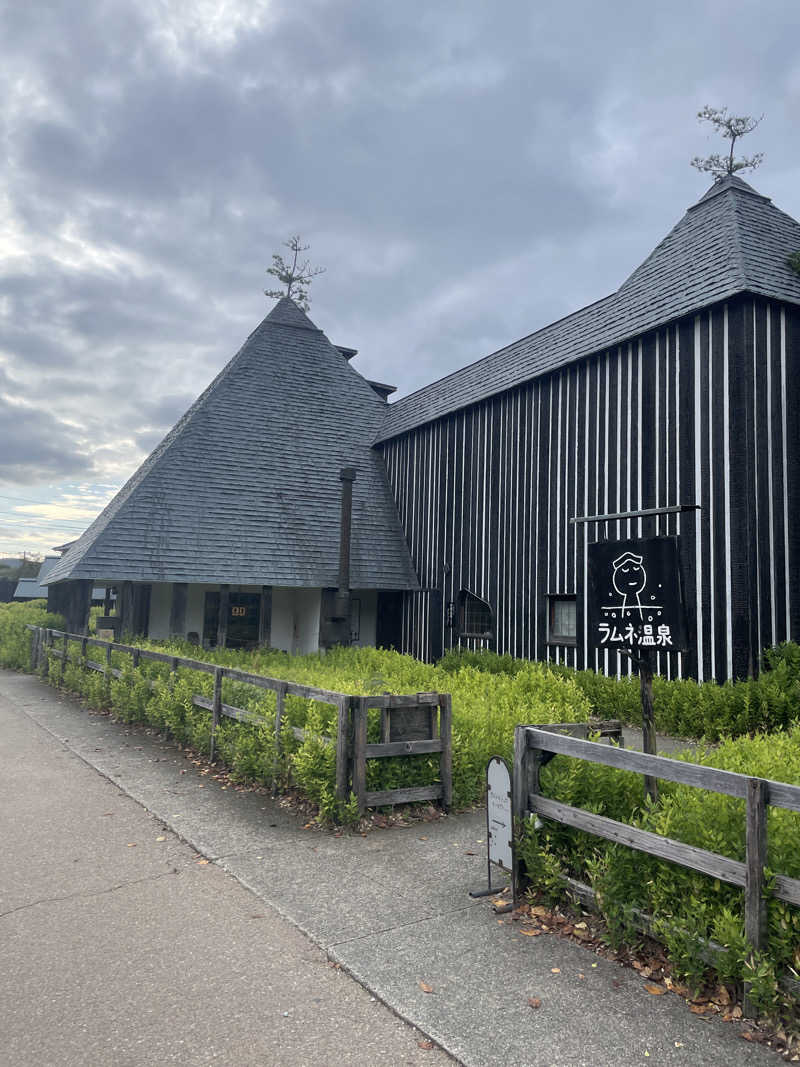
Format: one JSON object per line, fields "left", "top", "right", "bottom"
{"left": 151, "top": 583, "right": 265, "bottom": 643}
{"left": 271, "top": 587, "right": 321, "bottom": 654}
{"left": 147, "top": 583, "right": 172, "bottom": 640}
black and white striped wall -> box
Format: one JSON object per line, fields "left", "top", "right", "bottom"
{"left": 379, "top": 295, "right": 800, "bottom": 681}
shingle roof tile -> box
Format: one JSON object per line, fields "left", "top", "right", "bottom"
{"left": 376, "top": 176, "right": 800, "bottom": 441}
{"left": 46, "top": 300, "right": 419, "bottom": 590}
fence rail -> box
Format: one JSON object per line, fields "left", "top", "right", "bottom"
{"left": 29, "top": 626, "right": 452, "bottom": 813}
{"left": 513, "top": 722, "right": 800, "bottom": 1013}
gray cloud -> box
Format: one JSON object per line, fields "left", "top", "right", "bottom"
{"left": 1, "top": 0, "right": 798, "bottom": 550}
{"left": 0, "top": 396, "right": 95, "bottom": 484}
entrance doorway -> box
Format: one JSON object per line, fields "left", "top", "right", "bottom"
{"left": 202, "top": 591, "right": 262, "bottom": 649}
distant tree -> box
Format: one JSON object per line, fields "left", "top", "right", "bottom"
{"left": 264, "top": 236, "right": 325, "bottom": 311}
{"left": 690, "top": 105, "right": 764, "bottom": 181}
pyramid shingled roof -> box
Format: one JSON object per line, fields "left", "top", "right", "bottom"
{"left": 45, "top": 299, "right": 419, "bottom": 590}
{"left": 376, "top": 176, "right": 800, "bottom": 442}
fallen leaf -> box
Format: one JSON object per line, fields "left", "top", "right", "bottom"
{"left": 690, "top": 1004, "right": 710, "bottom": 1015}
{"left": 417, "top": 1040, "right": 435, "bottom": 1050}
{"left": 527, "top": 997, "right": 542, "bottom": 1009}
{"left": 127, "top": 842, "right": 136, "bottom": 848}
{"left": 730, "top": 1006, "right": 743, "bottom": 1019}
{"left": 419, "top": 981, "right": 434, "bottom": 994}
{"left": 644, "top": 984, "right": 666, "bottom": 996}
{"left": 551, "top": 968, "right": 561, "bottom": 974}
{"left": 521, "top": 930, "right": 541, "bottom": 937}
{"left": 741, "top": 1032, "right": 754, "bottom": 1042}
{"left": 465, "top": 850, "right": 477, "bottom": 856}
{"left": 196, "top": 858, "right": 209, "bottom": 865}
{"left": 574, "top": 921, "right": 588, "bottom": 930}
{"left": 156, "top": 836, "right": 166, "bottom": 842}
{"left": 578, "top": 973, "right": 585, "bottom": 980}
{"left": 715, "top": 985, "right": 731, "bottom": 1006}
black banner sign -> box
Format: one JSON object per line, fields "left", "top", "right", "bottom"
{"left": 587, "top": 536, "right": 688, "bottom": 652}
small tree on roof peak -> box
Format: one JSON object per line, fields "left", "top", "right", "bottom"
{"left": 690, "top": 105, "right": 764, "bottom": 181}
{"left": 264, "top": 235, "right": 325, "bottom": 311}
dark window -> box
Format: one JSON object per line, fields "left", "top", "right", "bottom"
{"left": 548, "top": 595, "right": 576, "bottom": 646}
{"left": 458, "top": 589, "right": 493, "bottom": 638}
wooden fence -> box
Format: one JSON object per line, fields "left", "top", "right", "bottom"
{"left": 30, "top": 626, "right": 452, "bottom": 814}
{"left": 513, "top": 722, "right": 800, "bottom": 1012}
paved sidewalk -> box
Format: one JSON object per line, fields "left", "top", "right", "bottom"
{"left": 1, "top": 671, "right": 776, "bottom": 1067}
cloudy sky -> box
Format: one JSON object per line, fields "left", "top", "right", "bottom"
{"left": 1, "top": 0, "right": 798, "bottom": 558}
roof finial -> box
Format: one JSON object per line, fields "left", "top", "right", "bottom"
{"left": 264, "top": 236, "right": 326, "bottom": 311}
{"left": 690, "top": 105, "right": 764, "bottom": 182}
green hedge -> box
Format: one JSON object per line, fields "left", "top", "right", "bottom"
{"left": 519, "top": 727, "right": 800, "bottom": 1018}
{"left": 439, "top": 644, "right": 800, "bottom": 741}
{"left": 0, "top": 600, "right": 65, "bottom": 670}
{"left": 20, "top": 634, "right": 590, "bottom": 816}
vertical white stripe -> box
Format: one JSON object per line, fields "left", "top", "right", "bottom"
{"left": 723, "top": 306, "right": 733, "bottom": 679}
{"left": 766, "top": 305, "right": 777, "bottom": 646}
{"left": 546, "top": 384, "right": 553, "bottom": 661}
{"left": 604, "top": 356, "right": 610, "bottom": 677}
{"left": 556, "top": 376, "right": 563, "bottom": 591}
{"left": 637, "top": 340, "right": 643, "bottom": 539}
{"left": 596, "top": 361, "right": 602, "bottom": 675}
{"left": 583, "top": 361, "right": 590, "bottom": 667}
{"left": 675, "top": 326, "right": 682, "bottom": 679}
{"left": 574, "top": 372, "right": 579, "bottom": 669}
{"left": 534, "top": 387, "right": 541, "bottom": 657}
{"left": 752, "top": 303, "right": 762, "bottom": 659}
{"left": 707, "top": 312, "right": 716, "bottom": 681}
{"left": 694, "top": 317, "right": 704, "bottom": 682}
{"left": 627, "top": 343, "right": 633, "bottom": 539}
{"left": 781, "top": 309, "right": 791, "bottom": 637}
{"left": 617, "top": 347, "right": 623, "bottom": 540}
{"left": 655, "top": 334, "right": 661, "bottom": 676}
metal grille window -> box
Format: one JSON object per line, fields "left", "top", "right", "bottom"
{"left": 458, "top": 589, "right": 493, "bottom": 638}
{"left": 548, "top": 595, "right": 576, "bottom": 645}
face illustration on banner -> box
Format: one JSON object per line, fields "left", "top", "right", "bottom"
{"left": 611, "top": 551, "right": 647, "bottom": 618}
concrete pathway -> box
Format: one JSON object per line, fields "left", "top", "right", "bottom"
{"left": 0, "top": 671, "right": 777, "bottom": 1067}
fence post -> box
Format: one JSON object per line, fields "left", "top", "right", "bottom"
{"left": 209, "top": 667, "right": 222, "bottom": 762}
{"left": 439, "top": 693, "right": 453, "bottom": 812}
{"left": 352, "top": 696, "right": 368, "bottom": 814}
{"left": 104, "top": 642, "right": 112, "bottom": 697}
{"left": 80, "top": 636, "right": 88, "bottom": 671}
{"left": 335, "top": 696, "right": 351, "bottom": 804}
{"left": 743, "top": 777, "right": 768, "bottom": 1016}
{"left": 272, "top": 683, "right": 287, "bottom": 795}
{"left": 42, "top": 630, "right": 50, "bottom": 679}
{"left": 59, "top": 633, "right": 68, "bottom": 685}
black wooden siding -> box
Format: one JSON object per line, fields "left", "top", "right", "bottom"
{"left": 379, "top": 295, "right": 799, "bottom": 681}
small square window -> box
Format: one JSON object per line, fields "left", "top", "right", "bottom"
{"left": 548, "top": 595, "right": 576, "bottom": 646}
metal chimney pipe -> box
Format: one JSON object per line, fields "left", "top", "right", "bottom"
{"left": 335, "top": 467, "right": 357, "bottom": 620}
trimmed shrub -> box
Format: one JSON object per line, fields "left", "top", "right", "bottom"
{"left": 519, "top": 727, "right": 800, "bottom": 1017}
{"left": 438, "top": 644, "right": 800, "bottom": 741}
{"left": 0, "top": 600, "right": 65, "bottom": 670}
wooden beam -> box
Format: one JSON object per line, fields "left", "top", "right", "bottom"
{"left": 530, "top": 794, "right": 746, "bottom": 887}
{"left": 169, "top": 582, "right": 188, "bottom": 636}
{"left": 216, "top": 585, "right": 230, "bottom": 649}
{"left": 258, "top": 585, "right": 272, "bottom": 647}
